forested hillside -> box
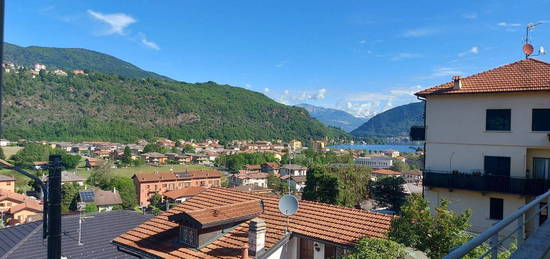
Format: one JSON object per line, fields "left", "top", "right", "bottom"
{"left": 2, "top": 71, "right": 348, "bottom": 142}
{"left": 351, "top": 102, "right": 423, "bottom": 138}
{"left": 4, "top": 43, "right": 168, "bottom": 80}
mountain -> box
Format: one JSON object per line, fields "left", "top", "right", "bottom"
{"left": 3, "top": 43, "right": 169, "bottom": 80}
{"left": 351, "top": 102, "right": 424, "bottom": 138}
{"left": 296, "top": 104, "right": 368, "bottom": 132}
{"left": 2, "top": 71, "right": 349, "bottom": 142}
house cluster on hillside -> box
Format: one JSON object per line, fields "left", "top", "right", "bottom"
{"left": 228, "top": 162, "right": 309, "bottom": 193}
{"left": 0, "top": 176, "right": 42, "bottom": 226}
{"left": 2, "top": 61, "right": 88, "bottom": 78}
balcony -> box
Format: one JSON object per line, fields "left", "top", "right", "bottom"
{"left": 423, "top": 171, "right": 550, "bottom": 196}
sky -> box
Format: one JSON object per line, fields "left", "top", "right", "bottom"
{"left": 6, "top": 0, "right": 550, "bottom": 118}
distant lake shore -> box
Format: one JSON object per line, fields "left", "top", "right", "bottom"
{"left": 329, "top": 144, "right": 421, "bottom": 153}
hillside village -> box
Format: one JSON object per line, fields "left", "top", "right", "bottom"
{"left": 2, "top": 3, "right": 550, "bottom": 257}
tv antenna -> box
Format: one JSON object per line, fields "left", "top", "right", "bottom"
{"left": 523, "top": 22, "right": 546, "bottom": 58}
{"left": 278, "top": 194, "right": 299, "bottom": 234}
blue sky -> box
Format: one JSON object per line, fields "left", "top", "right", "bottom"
{"left": 6, "top": 0, "right": 550, "bottom": 117}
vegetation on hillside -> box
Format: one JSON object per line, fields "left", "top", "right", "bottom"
{"left": 351, "top": 102, "right": 424, "bottom": 138}
{"left": 4, "top": 43, "right": 168, "bottom": 80}
{"left": 2, "top": 71, "right": 349, "bottom": 142}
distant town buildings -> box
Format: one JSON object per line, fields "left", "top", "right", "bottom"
{"left": 354, "top": 156, "right": 393, "bottom": 169}
{"left": 279, "top": 164, "right": 307, "bottom": 177}
{"left": 229, "top": 170, "right": 268, "bottom": 188}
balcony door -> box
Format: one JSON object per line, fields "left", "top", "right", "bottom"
{"left": 533, "top": 158, "right": 550, "bottom": 180}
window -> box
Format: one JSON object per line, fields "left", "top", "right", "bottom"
{"left": 490, "top": 198, "right": 504, "bottom": 220}
{"left": 532, "top": 109, "right": 550, "bottom": 131}
{"left": 486, "top": 109, "right": 511, "bottom": 131}
{"left": 484, "top": 156, "right": 511, "bottom": 176}
{"left": 533, "top": 158, "right": 550, "bottom": 179}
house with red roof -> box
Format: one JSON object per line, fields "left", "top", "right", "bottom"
{"left": 416, "top": 58, "right": 550, "bottom": 237}
{"left": 113, "top": 187, "right": 394, "bottom": 258}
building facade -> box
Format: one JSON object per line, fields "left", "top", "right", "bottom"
{"left": 354, "top": 156, "right": 393, "bottom": 169}
{"left": 133, "top": 170, "right": 222, "bottom": 207}
{"left": 417, "top": 59, "right": 550, "bottom": 237}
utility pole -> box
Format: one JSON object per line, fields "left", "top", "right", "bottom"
{"left": 48, "top": 155, "right": 63, "bottom": 259}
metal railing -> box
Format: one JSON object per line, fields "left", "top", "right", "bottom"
{"left": 445, "top": 188, "right": 550, "bottom": 259}
{"left": 424, "top": 170, "right": 550, "bottom": 196}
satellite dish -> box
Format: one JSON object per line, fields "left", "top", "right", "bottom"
{"left": 540, "top": 46, "right": 546, "bottom": 55}
{"left": 278, "top": 194, "right": 299, "bottom": 216}
{"left": 523, "top": 44, "right": 534, "bottom": 56}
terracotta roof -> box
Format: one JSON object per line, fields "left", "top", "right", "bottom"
{"left": 163, "top": 186, "right": 205, "bottom": 200}
{"left": 373, "top": 169, "right": 401, "bottom": 176}
{"left": 133, "top": 170, "right": 221, "bottom": 183}
{"left": 113, "top": 187, "right": 394, "bottom": 258}
{"left": 0, "top": 189, "right": 36, "bottom": 203}
{"left": 263, "top": 162, "right": 280, "bottom": 169}
{"left": 8, "top": 200, "right": 42, "bottom": 214}
{"left": 281, "top": 164, "right": 307, "bottom": 170}
{"left": 416, "top": 58, "right": 550, "bottom": 97}
{"left": 93, "top": 189, "right": 123, "bottom": 206}
{"left": 290, "top": 176, "right": 307, "bottom": 183}
{"left": 169, "top": 200, "right": 263, "bottom": 228}
{"left": 234, "top": 171, "right": 268, "bottom": 180}
{"left": 244, "top": 164, "right": 261, "bottom": 170}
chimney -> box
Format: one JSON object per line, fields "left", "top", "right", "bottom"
{"left": 113, "top": 187, "right": 117, "bottom": 194}
{"left": 241, "top": 243, "right": 249, "bottom": 259}
{"left": 248, "top": 218, "right": 266, "bottom": 257}
{"left": 452, "top": 76, "right": 462, "bottom": 90}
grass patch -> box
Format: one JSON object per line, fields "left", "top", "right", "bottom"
{"left": 2, "top": 146, "right": 23, "bottom": 159}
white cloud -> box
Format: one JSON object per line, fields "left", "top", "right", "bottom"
{"left": 463, "top": 13, "right": 478, "bottom": 19}
{"left": 87, "top": 10, "right": 136, "bottom": 35}
{"left": 458, "top": 46, "right": 479, "bottom": 57}
{"left": 139, "top": 33, "right": 160, "bottom": 50}
{"left": 359, "top": 40, "right": 367, "bottom": 44}
{"left": 275, "top": 60, "right": 287, "bottom": 68}
{"left": 401, "top": 28, "right": 437, "bottom": 37}
{"left": 264, "top": 88, "right": 270, "bottom": 93}
{"left": 244, "top": 84, "right": 252, "bottom": 89}
{"left": 417, "top": 67, "right": 463, "bottom": 80}
{"left": 391, "top": 53, "right": 422, "bottom": 61}
{"left": 497, "top": 22, "right": 521, "bottom": 27}
{"left": 273, "top": 88, "right": 328, "bottom": 104}
{"left": 337, "top": 85, "right": 422, "bottom": 117}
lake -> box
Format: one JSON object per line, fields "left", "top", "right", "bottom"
{"left": 329, "top": 144, "right": 421, "bottom": 153}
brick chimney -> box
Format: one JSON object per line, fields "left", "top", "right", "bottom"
{"left": 248, "top": 218, "right": 266, "bottom": 256}
{"left": 453, "top": 76, "right": 462, "bottom": 90}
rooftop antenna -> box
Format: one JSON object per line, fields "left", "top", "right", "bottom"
{"left": 77, "top": 202, "right": 86, "bottom": 246}
{"left": 278, "top": 194, "right": 298, "bottom": 234}
{"left": 523, "top": 22, "right": 546, "bottom": 58}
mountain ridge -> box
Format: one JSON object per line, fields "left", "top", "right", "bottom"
{"left": 351, "top": 102, "right": 423, "bottom": 138}
{"left": 296, "top": 103, "right": 369, "bottom": 132}
{"left": 3, "top": 42, "right": 170, "bottom": 80}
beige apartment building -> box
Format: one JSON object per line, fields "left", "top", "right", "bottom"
{"left": 415, "top": 59, "right": 550, "bottom": 236}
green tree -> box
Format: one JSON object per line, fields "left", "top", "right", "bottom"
{"left": 302, "top": 166, "right": 340, "bottom": 205}
{"left": 143, "top": 143, "right": 167, "bottom": 154}
{"left": 60, "top": 153, "right": 81, "bottom": 169}
{"left": 109, "top": 176, "right": 138, "bottom": 209}
{"left": 84, "top": 202, "right": 98, "bottom": 213}
{"left": 370, "top": 176, "right": 407, "bottom": 212}
{"left": 122, "top": 146, "right": 132, "bottom": 165}
{"left": 61, "top": 183, "right": 81, "bottom": 213}
{"left": 0, "top": 147, "right": 5, "bottom": 160}
{"left": 325, "top": 165, "right": 371, "bottom": 207}
{"left": 390, "top": 159, "right": 410, "bottom": 172}
{"left": 182, "top": 144, "right": 195, "bottom": 153}
{"left": 344, "top": 238, "right": 407, "bottom": 259}
{"left": 12, "top": 143, "right": 50, "bottom": 167}
{"left": 388, "top": 194, "right": 472, "bottom": 258}
{"left": 150, "top": 193, "right": 162, "bottom": 206}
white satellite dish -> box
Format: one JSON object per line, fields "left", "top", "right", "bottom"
{"left": 540, "top": 46, "right": 546, "bottom": 55}
{"left": 278, "top": 194, "right": 299, "bottom": 216}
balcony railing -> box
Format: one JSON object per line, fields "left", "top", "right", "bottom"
{"left": 423, "top": 170, "right": 550, "bottom": 196}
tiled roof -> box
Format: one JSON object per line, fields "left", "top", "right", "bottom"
{"left": 416, "top": 58, "right": 550, "bottom": 97}
{"left": 164, "top": 186, "right": 205, "bottom": 199}
{"left": 170, "top": 200, "right": 263, "bottom": 228}
{"left": 290, "top": 176, "right": 307, "bottom": 183}
{"left": 244, "top": 164, "right": 261, "bottom": 170}
{"left": 94, "top": 189, "right": 123, "bottom": 206}
{"left": 263, "top": 162, "right": 280, "bottom": 169}
{"left": 0, "top": 210, "right": 153, "bottom": 258}
{"left": 0, "top": 175, "right": 14, "bottom": 181}
{"left": 373, "top": 169, "right": 401, "bottom": 176}
{"left": 235, "top": 171, "right": 268, "bottom": 179}
{"left": 113, "top": 187, "right": 394, "bottom": 258}
{"left": 7, "top": 200, "right": 42, "bottom": 214}
{"left": 133, "top": 170, "right": 221, "bottom": 183}
{"left": 281, "top": 164, "right": 307, "bottom": 170}
{"left": 0, "top": 189, "right": 36, "bottom": 203}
